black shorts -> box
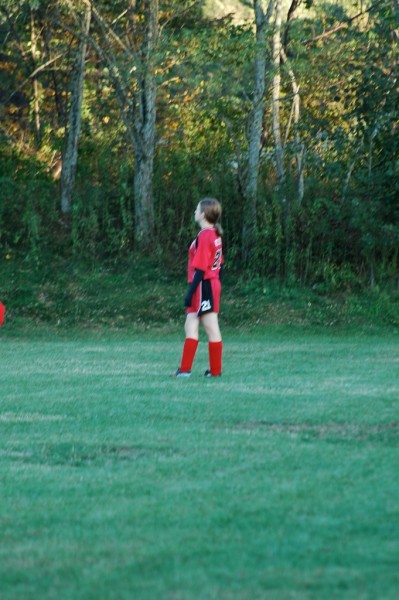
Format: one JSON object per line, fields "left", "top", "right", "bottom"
{"left": 186, "top": 278, "right": 221, "bottom": 315}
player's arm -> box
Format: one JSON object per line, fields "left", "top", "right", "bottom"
{"left": 184, "top": 269, "right": 205, "bottom": 307}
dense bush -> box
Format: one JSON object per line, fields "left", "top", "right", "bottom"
{"left": 0, "top": 1, "right": 398, "bottom": 291}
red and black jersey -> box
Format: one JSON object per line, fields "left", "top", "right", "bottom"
{"left": 187, "top": 227, "right": 223, "bottom": 283}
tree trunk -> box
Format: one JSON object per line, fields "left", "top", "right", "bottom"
{"left": 241, "top": 0, "right": 274, "bottom": 263}
{"left": 272, "top": 0, "right": 287, "bottom": 211}
{"left": 342, "top": 138, "right": 363, "bottom": 201}
{"left": 134, "top": 142, "right": 155, "bottom": 246}
{"left": 30, "top": 9, "right": 41, "bottom": 144}
{"left": 61, "top": 3, "right": 91, "bottom": 215}
{"left": 83, "top": 0, "right": 159, "bottom": 248}
{"left": 281, "top": 48, "right": 304, "bottom": 205}
{"left": 132, "top": 0, "right": 158, "bottom": 246}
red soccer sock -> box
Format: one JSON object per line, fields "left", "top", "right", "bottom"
{"left": 179, "top": 338, "right": 199, "bottom": 372}
{"left": 208, "top": 341, "right": 223, "bottom": 376}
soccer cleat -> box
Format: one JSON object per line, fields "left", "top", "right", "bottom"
{"left": 204, "top": 369, "right": 222, "bottom": 378}
{"left": 172, "top": 369, "right": 191, "bottom": 378}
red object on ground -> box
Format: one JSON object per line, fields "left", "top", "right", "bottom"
{"left": 0, "top": 302, "right": 5, "bottom": 326}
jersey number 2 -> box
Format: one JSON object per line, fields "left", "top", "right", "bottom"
{"left": 212, "top": 249, "right": 222, "bottom": 270}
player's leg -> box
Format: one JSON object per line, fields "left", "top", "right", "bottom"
{"left": 201, "top": 312, "right": 223, "bottom": 376}
{"left": 184, "top": 312, "right": 200, "bottom": 340}
{"left": 174, "top": 313, "right": 200, "bottom": 376}
{"left": 201, "top": 312, "right": 221, "bottom": 342}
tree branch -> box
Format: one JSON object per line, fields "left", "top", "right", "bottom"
{"left": 2, "top": 53, "right": 64, "bottom": 106}
{"left": 304, "top": 0, "right": 384, "bottom": 45}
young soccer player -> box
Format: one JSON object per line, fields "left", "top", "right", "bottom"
{"left": 173, "top": 198, "right": 224, "bottom": 378}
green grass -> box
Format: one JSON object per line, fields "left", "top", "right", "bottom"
{"left": 1, "top": 329, "right": 398, "bottom": 599}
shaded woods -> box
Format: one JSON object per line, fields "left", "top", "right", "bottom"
{"left": 0, "top": 0, "right": 398, "bottom": 290}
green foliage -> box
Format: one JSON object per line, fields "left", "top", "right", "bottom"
{"left": 0, "top": 146, "right": 58, "bottom": 262}
{"left": 0, "top": 0, "right": 398, "bottom": 289}
{"left": 2, "top": 255, "right": 399, "bottom": 333}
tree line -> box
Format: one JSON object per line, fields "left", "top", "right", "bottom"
{"left": 0, "top": 0, "right": 398, "bottom": 290}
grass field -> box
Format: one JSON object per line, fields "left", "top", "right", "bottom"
{"left": 1, "top": 328, "right": 398, "bottom": 599}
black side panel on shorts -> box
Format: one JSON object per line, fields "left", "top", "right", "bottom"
{"left": 198, "top": 279, "right": 214, "bottom": 315}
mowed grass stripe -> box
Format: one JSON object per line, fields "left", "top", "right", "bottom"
{"left": 0, "top": 331, "right": 398, "bottom": 599}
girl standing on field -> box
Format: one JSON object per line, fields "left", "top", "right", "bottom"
{"left": 173, "top": 198, "right": 224, "bottom": 378}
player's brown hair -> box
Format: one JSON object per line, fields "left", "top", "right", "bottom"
{"left": 199, "top": 198, "right": 223, "bottom": 236}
